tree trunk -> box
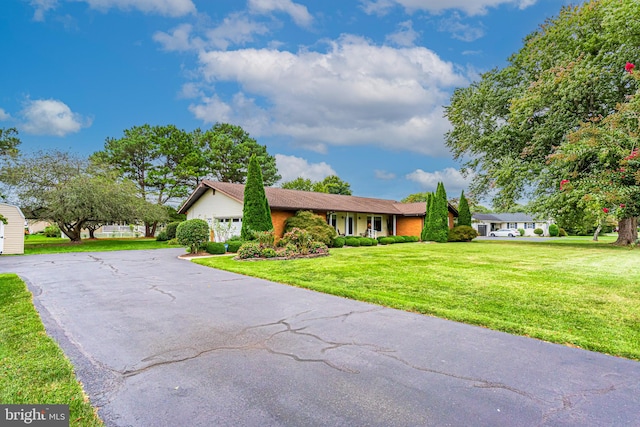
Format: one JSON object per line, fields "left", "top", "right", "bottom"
{"left": 614, "top": 217, "right": 638, "bottom": 246}
{"left": 592, "top": 224, "right": 602, "bottom": 241}
{"left": 60, "top": 223, "right": 82, "bottom": 242}
{"left": 145, "top": 222, "right": 153, "bottom": 238}
{"left": 88, "top": 228, "right": 96, "bottom": 239}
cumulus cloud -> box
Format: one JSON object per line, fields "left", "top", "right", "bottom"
{"left": 275, "top": 154, "right": 336, "bottom": 183}
{"left": 360, "top": 0, "right": 537, "bottom": 16}
{"left": 386, "top": 20, "right": 420, "bottom": 47}
{"left": 29, "top": 0, "right": 58, "bottom": 21}
{"left": 406, "top": 167, "right": 473, "bottom": 193}
{"left": 248, "top": 0, "right": 313, "bottom": 27}
{"left": 189, "top": 35, "right": 466, "bottom": 155}
{"left": 20, "top": 99, "right": 91, "bottom": 136}
{"left": 0, "top": 108, "right": 10, "bottom": 121}
{"left": 438, "top": 13, "right": 484, "bottom": 41}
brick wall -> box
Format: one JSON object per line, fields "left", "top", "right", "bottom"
{"left": 271, "top": 210, "right": 295, "bottom": 237}
{"left": 396, "top": 217, "right": 423, "bottom": 237}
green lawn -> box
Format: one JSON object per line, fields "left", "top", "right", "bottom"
{"left": 24, "top": 235, "right": 175, "bottom": 255}
{"left": 194, "top": 239, "right": 640, "bottom": 360}
{"left": 0, "top": 274, "right": 103, "bottom": 426}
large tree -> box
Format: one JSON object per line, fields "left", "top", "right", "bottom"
{"left": 281, "top": 175, "right": 352, "bottom": 195}
{"left": 2, "top": 150, "right": 143, "bottom": 241}
{"left": 197, "top": 123, "right": 280, "bottom": 186}
{"left": 0, "top": 127, "right": 20, "bottom": 158}
{"left": 241, "top": 155, "right": 273, "bottom": 240}
{"left": 92, "top": 124, "right": 196, "bottom": 236}
{"left": 445, "top": 0, "right": 640, "bottom": 241}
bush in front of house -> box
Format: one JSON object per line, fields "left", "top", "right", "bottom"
{"left": 549, "top": 224, "right": 559, "bottom": 237}
{"left": 165, "top": 221, "right": 182, "bottom": 240}
{"left": 237, "top": 241, "right": 262, "bottom": 259}
{"left": 205, "top": 242, "right": 226, "bottom": 255}
{"left": 360, "top": 237, "right": 373, "bottom": 246}
{"left": 448, "top": 225, "right": 479, "bottom": 242}
{"left": 393, "top": 236, "right": 406, "bottom": 243}
{"left": 518, "top": 228, "right": 525, "bottom": 236}
{"left": 309, "top": 241, "right": 329, "bottom": 255}
{"left": 225, "top": 240, "right": 243, "bottom": 253}
{"left": 345, "top": 237, "right": 361, "bottom": 247}
{"left": 378, "top": 237, "right": 395, "bottom": 245}
{"left": 332, "top": 236, "right": 346, "bottom": 248}
{"left": 284, "top": 210, "right": 337, "bottom": 246}
{"left": 176, "top": 219, "right": 210, "bottom": 253}
{"left": 534, "top": 228, "right": 544, "bottom": 236}
{"left": 558, "top": 228, "right": 567, "bottom": 237}
{"left": 280, "top": 227, "right": 313, "bottom": 254}
{"left": 405, "top": 235, "right": 419, "bottom": 242}
{"left": 156, "top": 231, "right": 169, "bottom": 241}
{"left": 261, "top": 247, "right": 277, "bottom": 258}
{"left": 44, "top": 224, "right": 62, "bottom": 238}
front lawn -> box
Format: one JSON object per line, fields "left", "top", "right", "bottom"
{"left": 0, "top": 274, "right": 103, "bottom": 426}
{"left": 194, "top": 240, "right": 640, "bottom": 360}
{"left": 24, "top": 235, "right": 174, "bottom": 255}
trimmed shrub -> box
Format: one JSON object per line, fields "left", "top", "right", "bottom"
{"left": 237, "top": 242, "right": 262, "bottom": 259}
{"left": 332, "top": 237, "right": 346, "bottom": 248}
{"left": 360, "top": 237, "right": 374, "bottom": 246}
{"left": 205, "top": 242, "right": 226, "bottom": 255}
{"left": 448, "top": 225, "right": 479, "bottom": 242}
{"left": 549, "top": 224, "right": 559, "bottom": 237}
{"left": 534, "top": 228, "right": 544, "bottom": 236}
{"left": 404, "top": 235, "right": 419, "bottom": 242}
{"left": 225, "top": 240, "right": 243, "bottom": 253}
{"left": 345, "top": 237, "right": 361, "bottom": 247}
{"left": 165, "top": 221, "right": 182, "bottom": 240}
{"left": 284, "top": 210, "right": 337, "bottom": 246}
{"left": 176, "top": 219, "right": 210, "bottom": 253}
{"left": 558, "top": 228, "right": 567, "bottom": 237}
{"left": 518, "top": 228, "right": 525, "bottom": 236}
{"left": 156, "top": 231, "right": 169, "bottom": 241}
{"left": 379, "top": 237, "right": 395, "bottom": 245}
{"left": 260, "top": 247, "right": 277, "bottom": 258}
{"left": 166, "top": 238, "right": 180, "bottom": 246}
{"left": 371, "top": 239, "right": 378, "bottom": 246}
{"left": 43, "top": 224, "right": 61, "bottom": 238}
{"left": 393, "top": 236, "right": 406, "bottom": 243}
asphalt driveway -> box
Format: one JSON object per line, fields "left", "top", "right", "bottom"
{"left": 1, "top": 249, "right": 639, "bottom": 426}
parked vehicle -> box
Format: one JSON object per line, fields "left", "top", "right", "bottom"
{"left": 489, "top": 228, "right": 520, "bottom": 237}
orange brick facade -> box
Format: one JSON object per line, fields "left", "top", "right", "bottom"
{"left": 395, "top": 212, "right": 455, "bottom": 238}
{"left": 271, "top": 210, "right": 295, "bottom": 237}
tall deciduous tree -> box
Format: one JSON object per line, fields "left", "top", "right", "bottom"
{"left": 458, "top": 191, "right": 471, "bottom": 226}
{"left": 281, "top": 177, "right": 314, "bottom": 191}
{"left": 241, "top": 155, "right": 273, "bottom": 240}
{"left": 2, "top": 150, "right": 144, "bottom": 241}
{"left": 445, "top": 0, "right": 640, "bottom": 222}
{"left": 281, "top": 175, "right": 352, "bottom": 195}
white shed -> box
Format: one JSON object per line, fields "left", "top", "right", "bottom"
{"left": 0, "top": 203, "right": 26, "bottom": 254}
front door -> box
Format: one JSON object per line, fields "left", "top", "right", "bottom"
{"left": 345, "top": 214, "right": 354, "bottom": 236}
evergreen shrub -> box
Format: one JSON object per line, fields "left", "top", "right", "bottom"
{"left": 176, "top": 219, "right": 210, "bottom": 253}
{"left": 345, "top": 237, "right": 360, "bottom": 246}
{"left": 549, "top": 224, "right": 559, "bottom": 237}
{"left": 205, "top": 242, "right": 226, "bottom": 254}
{"left": 379, "top": 237, "right": 395, "bottom": 245}
{"left": 156, "top": 231, "right": 169, "bottom": 241}
{"left": 534, "top": 228, "right": 544, "bottom": 236}
{"left": 448, "top": 225, "right": 478, "bottom": 242}
{"left": 225, "top": 240, "right": 243, "bottom": 252}
{"left": 165, "top": 221, "right": 182, "bottom": 239}
{"left": 332, "top": 237, "right": 346, "bottom": 248}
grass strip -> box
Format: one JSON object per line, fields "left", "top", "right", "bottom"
{"left": 0, "top": 274, "right": 103, "bottom": 426}
{"left": 194, "top": 240, "right": 640, "bottom": 360}
{"left": 24, "top": 236, "right": 176, "bottom": 255}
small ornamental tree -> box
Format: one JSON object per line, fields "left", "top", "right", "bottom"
{"left": 176, "top": 219, "right": 210, "bottom": 253}
{"left": 241, "top": 155, "right": 273, "bottom": 240}
{"left": 458, "top": 190, "right": 471, "bottom": 226}
{"left": 431, "top": 182, "right": 449, "bottom": 243}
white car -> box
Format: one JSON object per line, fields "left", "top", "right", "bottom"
{"left": 489, "top": 228, "right": 520, "bottom": 237}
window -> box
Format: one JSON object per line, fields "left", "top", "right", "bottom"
{"left": 507, "top": 222, "right": 517, "bottom": 229}
{"left": 525, "top": 223, "right": 535, "bottom": 229}
{"left": 367, "top": 216, "right": 383, "bottom": 232}
{"left": 328, "top": 213, "right": 337, "bottom": 229}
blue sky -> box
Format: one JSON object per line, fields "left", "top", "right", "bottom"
{"left": 2, "top": 0, "right": 574, "bottom": 202}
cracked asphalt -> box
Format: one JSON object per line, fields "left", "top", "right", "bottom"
{"left": 1, "top": 249, "right": 639, "bottom": 426}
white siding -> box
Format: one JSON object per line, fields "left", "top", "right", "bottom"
{"left": 0, "top": 203, "right": 25, "bottom": 254}
{"left": 185, "top": 189, "right": 243, "bottom": 222}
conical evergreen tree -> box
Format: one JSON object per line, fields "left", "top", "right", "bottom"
{"left": 432, "top": 182, "right": 449, "bottom": 243}
{"left": 458, "top": 190, "right": 471, "bottom": 226}
{"left": 241, "top": 155, "right": 273, "bottom": 240}
{"left": 421, "top": 192, "right": 433, "bottom": 241}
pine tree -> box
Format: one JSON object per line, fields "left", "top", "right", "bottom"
{"left": 458, "top": 190, "right": 471, "bottom": 226}
{"left": 432, "top": 182, "right": 449, "bottom": 243}
{"left": 241, "top": 155, "right": 273, "bottom": 240}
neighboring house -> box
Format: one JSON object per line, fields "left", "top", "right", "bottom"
{"left": 472, "top": 213, "right": 553, "bottom": 237}
{"left": 178, "top": 181, "right": 458, "bottom": 242}
{"left": 0, "top": 203, "right": 26, "bottom": 254}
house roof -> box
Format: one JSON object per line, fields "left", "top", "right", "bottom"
{"left": 179, "top": 180, "right": 458, "bottom": 217}
{"left": 472, "top": 213, "right": 542, "bottom": 222}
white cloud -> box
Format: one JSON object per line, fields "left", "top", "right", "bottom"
{"left": 190, "top": 35, "right": 466, "bottom": 155}
{"left": 375, "top": 170, "right": 396, "bottom": 180}
{"left": 360, "top": 0, "right": 537, "bottom": 16}
{"left": 0, "top": 108, "right": 10, "bottom": 121}
{"left": 20, "top": 99, "right": 91, "bottom": 136}
{"left": 439, "top": 13, "right": 484, "bottom": 41}
{"left": 29, "top": 0, "right": 58, "bottom": 21}
{"left": 275, "top": 154, "right": 336, "bottom": 183}
{"left": 248, "top": 0, "right": 313, "bottom": 27}
{"left": 386, "top": 20, "right": 420, "bottom": 47}
{"left": 153, "top": 23, "right": 202, "bottom": 52}
{"left": 73, "top": 0, "right": 196, "bottom": 17}
{"left": 406, "top": 167, "right": 474, "bottom": 193}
